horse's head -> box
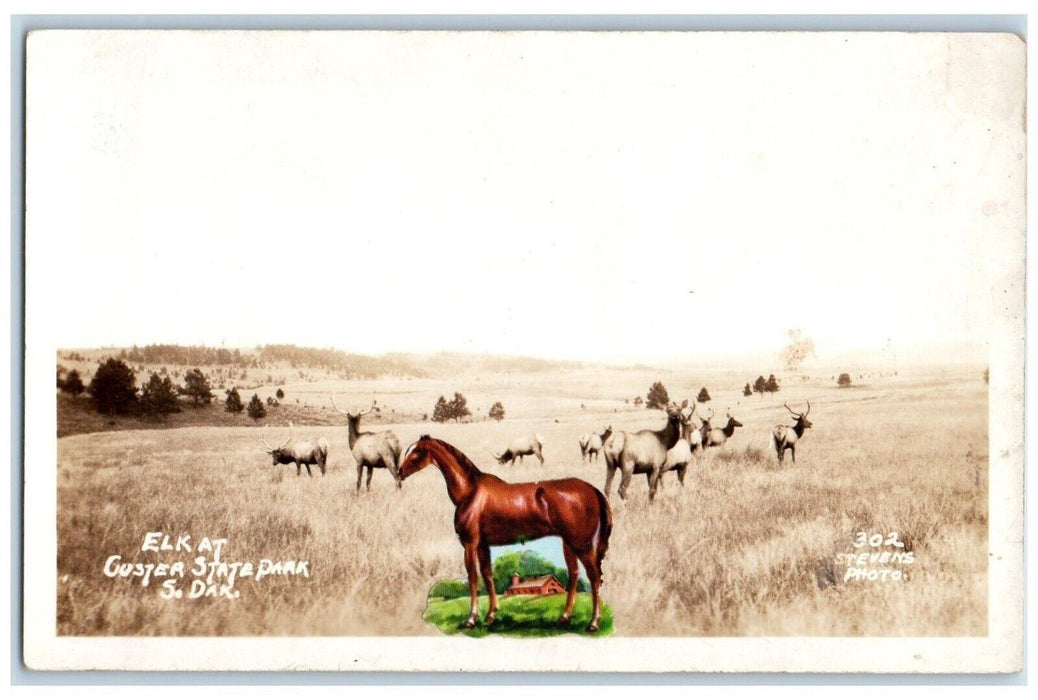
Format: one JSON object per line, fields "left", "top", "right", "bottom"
{"left": 399, "top": 435, "right": 436, "bottom": 480}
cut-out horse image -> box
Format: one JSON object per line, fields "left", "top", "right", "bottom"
{"left": 399, "top": 436, "right": 612, "bottom": 633}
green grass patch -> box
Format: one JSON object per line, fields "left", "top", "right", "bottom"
{"left": 423, "top": 593, "right": 614, "bottom": 638}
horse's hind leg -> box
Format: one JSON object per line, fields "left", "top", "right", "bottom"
{"left": 477, "top": 545, "right": 498, "bottom": 624}
{"left": 557, "top": 543, "right": 580, "bottom": 626}
{"left": 577, "top": 551, "right": 604, "bottom": 633}
{"left": 463, "top": 544, "right": 481, "bottom": 628}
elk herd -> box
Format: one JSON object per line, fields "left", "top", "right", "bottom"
{"left": 258, "top": 393, "right": 813, "bottom": 503}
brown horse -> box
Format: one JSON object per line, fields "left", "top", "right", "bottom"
{"left": 398, "top": 435, "right": 612, "bottom": 632}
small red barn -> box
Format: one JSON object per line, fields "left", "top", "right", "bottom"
{"left": 504, "top": 572, "right": 566, "bottom": 596}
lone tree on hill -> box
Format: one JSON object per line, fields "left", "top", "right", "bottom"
{"left": 432, "top": 396, "right": 450, "bottom": 423}
{"left": 89, "top": 358, "right": 138, "bottom": 415}
{"left": 696, "top": 387, "right": 711, "bottom": 403}
{"left": 181, "top": 368, "right": 214, "bottom": 406}
{"left": 140, "top": 373, "right": 181, "bottom": 417}
{"left": 449, "top": 392, "right": 471, "bottom": 422}
{"left": 61, "top": 369, "right": 85, "bottom": 395}
{"left": 743, "top": 383, "right": 753, "bottom": 397}
{"left": 646, "top": 381, "right": 670, "bottom": 409}
{"left": 765, "top": 374, "right": 780, "bottom": 394}
{"left": 753, "top": 375, "right": 767, "bottom": 398}
{"left": 489, "top": 401, "right": 505, "bottom": 422}
{"left": 224, "top": 387, "right": 244, "bottom": 413}
{"left": 783, "top": 329, "right": 816, "bottom": 373}
{"left": 838, "top": 373, "right": 853, "bottom": 388}
{"left": 247, "top": 394, "right": 266, "bottom": 420}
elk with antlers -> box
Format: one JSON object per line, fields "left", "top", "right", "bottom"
{"left": 260, "top": 422, "right": 329, "bottom": 477}
{"left": 603, "top": 403, "right": 684, "bottom": 501}
{"left": 331, "top": 395, "right": 404, "bottom": 491}
{"left": 702, "top": 407, "right": 744, "bottom": 448}
{"left": 772, "top": 401, "right": 812, "bottom": 463}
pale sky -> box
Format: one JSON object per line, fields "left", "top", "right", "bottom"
{"left": 28, "top": 32, "right": 1024, "bottom": 362}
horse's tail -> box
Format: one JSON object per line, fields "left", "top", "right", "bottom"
{"left": 593, "top": 487, "right": 613, "bottom": 569}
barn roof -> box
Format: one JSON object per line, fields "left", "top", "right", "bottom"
{"left": 507, "top": 575, "right": 562, "bottom": 588}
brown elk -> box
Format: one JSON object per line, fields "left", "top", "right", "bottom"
{"left": 603, "top": 404, "right": 683, "bottom": 501}
{"left": 703, "top": 407, "right": 743, "bottom": 448}
{"left": 260, "top": 423, "right": 329, "bottom": 477}
{"left": 495, "top": 434, "right": 545, "bottom": 466}
{"left": 772, "top": 401, "right": 812, "bottom": 463}
{"left": 331, "top": 395, "right": 403, "bottom": 491}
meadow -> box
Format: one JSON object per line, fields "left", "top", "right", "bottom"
{"left": 56, "top": 363, "right": 988, "bottom": 637}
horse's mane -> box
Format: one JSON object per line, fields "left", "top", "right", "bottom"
{"left": 431, "top": 438, "right": 484, "bottom": 477}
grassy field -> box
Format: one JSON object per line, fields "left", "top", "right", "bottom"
{"left": 423, "top": 593, "right": 614, "bottom": 638}
{"left": 56, "top": 365, "right": 987, "bottom": 636}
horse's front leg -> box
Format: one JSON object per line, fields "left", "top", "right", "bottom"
{"left": 477, "top": 545, "right": 498, "bottom": 625}
{"left": 463, "top": 544, "right": 481, "bottom": 629}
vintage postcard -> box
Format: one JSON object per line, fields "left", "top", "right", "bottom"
{"left": 23, "top": 30, "right": 1024, "bottom": 672}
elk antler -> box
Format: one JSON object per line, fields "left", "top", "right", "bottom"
{"left": 804, "top": 400, "right": 811, "bottom": 416}
{"left": 355, "top": 401, "right": 377, "bottom": 417}
{"left": 330, "top": 394, "right": 350, "bottom": 415}
{"left": 784, "top": 402, "right": 800, "bottom": 416}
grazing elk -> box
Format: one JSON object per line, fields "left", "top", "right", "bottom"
{"left": 703, "top": 407, "right": 744, "bottom": 448}
{"left": 331, "top": 395, "right": 403, "bottom": 491}
{"left": 495, "top": 434, "right": 545, "bottom": 466}
{"left": 772, "top": 401, "right": 812, "bottom": 463}
{"left": 261, "top": 424, "right": 329, "bottom": 477}
{"left": 580, "top": 426, "right": 612, "bottom": 463}
{"left": 603, "top": 403, "right": 683, "bottom": 502}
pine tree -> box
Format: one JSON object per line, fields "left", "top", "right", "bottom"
{"left": 224, "top": 387, "right": 244, "bottom": 413}
{"left": 838, "top": 373, "right": 852, "bottom": 388}
{"left": 489, "top": 401, "right": 505, "bottom": 422}
{"left": 753, "top": 375, "right": 767, "bottom": 397}
{"left": 62, "top": 369, "right": 85, "bottom": 395}
{"left": 140, "top": 373, "right": 181, "bottom": 417}
{"left": 449, "top": 392, "right": 471, "bottom": 422}
{"left": 696, "top": 386, "right": 711, "bottom": 403}
{"left": 743, "top": 383, "right": 752, "bottom": 397}
{"left": 276, "top": 388, "right": 285, "bottom": 400}
{"left": 646, "top": 381, "right": 670, "bottom": 409}
{"left": 89, "top": 358, "right": 139, "bottom": 415}
{"left": 247, "top": 394, "right": 266, "bottom": 420}
{"left": 432, "top": 395, "right": 450, "bottom": 422}
{"left": 182, "top": 368, "right": 214, "bottom": 406}
{"left": 765, "top": 374, "right": 780, "bottom": 394}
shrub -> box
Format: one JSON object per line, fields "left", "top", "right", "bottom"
{"left": 838, "top": 373, "right": 852, "bottom": 388}
{"left": 276, "top": 388, "right": 285, "bottom": 400}
{"left": 489, "top": 401, "right": 505, "bottom": 422}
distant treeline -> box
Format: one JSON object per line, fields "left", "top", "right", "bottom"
{"left": 257, "top": 345, "right": 424, "bottom": 378}
{"left": 112, "top": 343, "right": 426, "bottom": 379}
{"left": 121, "top": 344, "right": 254, "bottom": 367}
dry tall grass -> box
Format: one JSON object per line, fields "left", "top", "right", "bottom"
{"left": 57, "top": 371, "right": 987, "bottom": 636}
